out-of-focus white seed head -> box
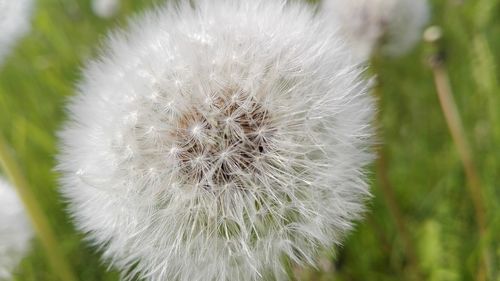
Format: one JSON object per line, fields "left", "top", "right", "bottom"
{"left": 321, "top": 0, "right": 430, "bottom": 60}
{"left": 58, "top": 1, "right": 375, "bottom": 280}
{"left": 0, "top": 0, "right": 33, "bottom": 63}
{"left": 0, "top": 177, "right": 33, "bottom": 279}
{"left": 91, "top": 0, "right": 120, "bottom": 19}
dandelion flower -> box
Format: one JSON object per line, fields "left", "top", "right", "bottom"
{"left": 58, "top": 1, "right": 375, "bottom": 280}
{"left": 0, "top": 0, "right": 33, "bottom": 63}
{"left": 0, "top": 177, "right": 33, "bottom": 279}
{"left": 321, "top": 0, "right": 430, "bottom": 60}
{"left": 91, "top": 0, "right": 120, "bottom": 19}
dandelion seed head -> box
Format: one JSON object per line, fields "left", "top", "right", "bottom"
{"left": 58, "top": 1, "right": 375, "bottom": 280}
{"left": 321, "top": 0, "right": 430, "bottom": 60}
{"left": 0, "top": 0, "right": 33, "bottom": 64}
{"left": 0, "top": 177, "right": 33, "bottom": 279}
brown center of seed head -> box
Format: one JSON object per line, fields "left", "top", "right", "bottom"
{"left": 174, "top": 88, "right": 273, "bottom": 191}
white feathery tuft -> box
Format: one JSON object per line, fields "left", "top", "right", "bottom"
{"left": 58, "top": 1, "right": 375, "bottom": 280}
{"left": 0, "top": 177, "right": 33, "bottom": 280}
{"left": 321, "top": 0, "right": 430, "bottom": 60}
{"left": 0, "top": 0, "right": 33, "bottom": 64}
{"left": 91, "top": 0, "right": 120, "bottom": 19}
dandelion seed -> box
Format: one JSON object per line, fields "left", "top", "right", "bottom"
{"left": 321, "top": 0, "right": 430, "bottom": 60}
{"left": 0, "top": 177, "right": 33, "bottom": 279}
{"left": 0, "top": 0, "right": 33, "bottom": 64}
{"left": 58, "top": 1, "right": 375, "bottom": 280}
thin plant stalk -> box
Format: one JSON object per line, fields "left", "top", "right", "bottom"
{"left": 372, "top": 72, "right": 421, "bottom": 278}
{"left": 0, "top": 135, "right": 78, "bottom": 281}
{"left": 376, "top": 148, "right": 420, "bottom": 276}
{"left": 429, "top": 56, "right": 489, "bottom": 281}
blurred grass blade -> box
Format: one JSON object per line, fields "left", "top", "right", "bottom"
{"left": 472, "top": 34, "right": 499, "bottom": 141}
{"left": 0, "top": 135, "right": 78, "bottom": 281}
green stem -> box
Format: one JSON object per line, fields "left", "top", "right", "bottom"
{"left": 376, "top": 148, "right": 420, "bottom": 278}
{"left": 0, "top": 135, "right": 78, "bottom": 281}
{"left": 371, "top": 56, "right": 422, "bottom": 279}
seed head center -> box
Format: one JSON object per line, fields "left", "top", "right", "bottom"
{"left": 173, "top": 89, "right": 272, "bottom": 190}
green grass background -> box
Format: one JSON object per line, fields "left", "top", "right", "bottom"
{"left": 0, "top": 0, "right": 498, "bottom": 280}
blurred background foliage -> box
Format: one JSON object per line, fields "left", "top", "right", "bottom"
{"left": 0, "top": 0, "right": 498, "bottom": 280}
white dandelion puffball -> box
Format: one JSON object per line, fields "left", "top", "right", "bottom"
{"left": 58, "top": 1, "right": 375, "bottom": 280}
{"left": 0, "top": 0, "right": 33, "bottom": 63}
{"left": 321, "top": 0, "right": 430, "bottom": 60}
{"left": 91, "top": 0, "right": 120, "bottom": 19}
{"left": 0, "top": 177, "right": 33, "bottom": 279}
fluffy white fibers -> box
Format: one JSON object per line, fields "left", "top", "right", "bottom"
{"left": 58, "top": 1, "right": 375, "bottom": 280}
{"left": 0, "top": 177, "right": 33, "bottom": 279}
{"left": 0, "top": 0, "right": 33, "bottom": 63}
{"left": 321, "top": 0, "right": 430, "bottom": 60}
